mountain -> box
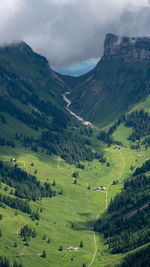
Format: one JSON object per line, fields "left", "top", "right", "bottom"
{"left": 0, "top": 41, "right": 66, "bottom": 105}
{"left": 0, "top": 37, "right": 150, "bottom": 267}
{"left": 0, "top": 41, "right": 71, "bottom": 137}
{"left": 0, "top": 41, "right": 102, "bottom": 164}
{"left": 67, "top": 33, "right": 150, "bottom": 126}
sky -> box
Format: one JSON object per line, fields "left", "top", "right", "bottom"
{"left": 56, "top": 59, "right": 99, "bottom": 76}
{"left": 1, "top": 0, "right": 150, "bottom": 74}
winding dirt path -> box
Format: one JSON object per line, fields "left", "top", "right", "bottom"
{"left": 57, "top": 156, "right": 64, "bottom": 170}
{"left": 105, "top": 182, "right": 111, "bottom": 210}
{"left": 118, "top": 149, "right": 125, "bottom": 181}
{"left": 57, "top": 156, "right": 60, "bottom": 169}
{"left": 88, "top": 148, "right": 125, "bottom": 267}
{"left": 88, "top": 231, "right": 97, "bottom": 267}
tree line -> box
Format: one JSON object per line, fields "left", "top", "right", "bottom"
{"left": 0, "top": 256, "right": 23, "bottom": 267}
{"left": 133, "top": 159, "right": 150, "bottom": 176}
{"left": 97, "top": 109, "right": 150, "bottom": 144}
{"left": 13, "top": 131, "right": 106, "bottom": 165}
{"left": 0, "top": 160, "right": 56, "bottom": 201}
{"left": 0, "top": 193, "right": 31, "bottom": 214}
{"left": 117, "top": 244, "right": 150, "bottom": 267}
{"left": 125, "top": 109, "right": 150, "bottom": 142}
{"left": 95, "top": 169, "right": 150, "bottom": 254}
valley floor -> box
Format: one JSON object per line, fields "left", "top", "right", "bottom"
{"left": 0, "top": 141, "right": 150, "bottom": 267}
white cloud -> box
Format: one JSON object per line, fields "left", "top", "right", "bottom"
{"left": 0, "top": 0, "right": 150, "bottom": 67}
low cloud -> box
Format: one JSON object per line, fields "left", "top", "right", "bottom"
{"left": 1, "top": 0, "right": 150, "bottom": 67}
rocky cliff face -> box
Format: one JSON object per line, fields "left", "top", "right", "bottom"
{"left": 103, "top": 33, "right": 150, "bottom": 62}
{"left": 66, "top": 33, "right": 150, "bottom": 126}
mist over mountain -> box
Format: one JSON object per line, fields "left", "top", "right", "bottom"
{"left": 1, "top": 1, "right": 150, "bottom": 69}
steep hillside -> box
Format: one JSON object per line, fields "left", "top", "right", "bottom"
{"left": 95, "top": 159, "right": 150, "bottom": 266}
{"left": 0, "top": 38, "right": 150, "bottom": 267}
{"left": 0, "top": 42, "right": 66, "bottom": 102}
{"left": 0, "top": 42, "right": 106, "bottom": 165}
{"left": 0, "top": 41, "right": 69, "bottom": 135}
{"left": 68, "top": 34, "right": 150, "bottom": 126}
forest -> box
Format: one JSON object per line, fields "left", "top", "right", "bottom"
{"left": 0, "top": 256, "right": 23, "bottom": 267}
{"left": 117, "top": 244, "right": 150, "bottom": 267}
{"left": 95, "top": 171, "right": 150, "bottom": 254}
{"left": 0, "top": 193, "right": 31, "bottom": 214}
{"left": 97, "top": 109, "right": 150, "bottom": 144}
{"left": 0, "top": 129, "right": 105, "bottom": 165}
{"left": 133, "top": 159, "right": 150, "bottom": 176}
{"left": 0, "top": 161, "right": 56, "bottom": 201}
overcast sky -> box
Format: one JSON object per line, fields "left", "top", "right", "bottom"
{"left": 1, "top": 0, "right": 150, "bottom": 68}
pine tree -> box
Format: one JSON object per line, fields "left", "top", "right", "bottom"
{"left": 59, "top": 245, "right": 63, "bottom": 251}
{"left": 13, "top": 260, "right": 18, "bottom": 267}
{"left": 80, "top": 240, "right": 84, "bottom": 248}
{"left": 74, "top": 179, "right": 77, "bottom": 185}
{"left": 52, "top": 180, "right": 56, "bottom": 186}
{"left": 42, "top": 249, "right": 46, "bottom": 258}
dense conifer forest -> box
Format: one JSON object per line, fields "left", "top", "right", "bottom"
{"left": 95, "top": 170, "right": 150, "bottom": 254}
{"left": 97, "top": 109, "right": 150, "bottom": 144}
{"left": 0, "top": 256, "right": 23, "bottom": 267}
{"left": 0, "top": 161, "right": 55, "bottom": 201}
{"left": 117, "top": 244, "right": 150, "bottom": 267}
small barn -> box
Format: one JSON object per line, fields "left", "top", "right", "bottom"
{"left": 67, "top": 246, "right": 78, "bottom": 251}
{"left": 94, "top": 186, "right": 106, "bottom": 191}
{"left": 10, "top": 158, "right": 16, "bottom": 162}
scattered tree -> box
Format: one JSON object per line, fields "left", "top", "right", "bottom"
{"left": 42, "top": 249, "right": 46, "bottom": 258}
{"left": 52, "top": 180, "right": 56, "bottom": 186}
{"left": 72, "top": 171, "right": 79, "bottom": 178}
{"left": 74, "top": 179, "right": 77, "bottom": 185}
{"left": 80, "top": 240, "right": 84, "bottom": 248}
{"left": 59, "top": 245, "right": 63, "bottom": 251}
{"left": 42, "top": 235, "right": 47, "bottom": 240}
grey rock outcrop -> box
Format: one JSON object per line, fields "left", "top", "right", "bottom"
{"left": 103, "top": 33, "right": 150, "bottom": 62}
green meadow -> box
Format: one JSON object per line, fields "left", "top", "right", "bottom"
{"left": 0, "top": 120, "right": 149, "bottom": 267}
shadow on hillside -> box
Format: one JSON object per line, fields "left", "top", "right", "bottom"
{"left": 77, "top": 212, "right": 92, "bottom": 217}
{"left": 68, "top": 216, "right": 97, "bottom": 231}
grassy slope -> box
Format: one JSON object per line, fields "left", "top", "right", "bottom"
{"left": 69, "top": 59, "right": 150, "bottom": 127}
{"left": 0, "top": 43, "right": 150, "bottom": 266}
{"left": 131, "top": 95, "right": 150, "bottom": 113}
{"left": 0, "top": 43, "right": 67, "bottom": 110}
{"left": 0, "top": 91, "right": 150, "bottom": 266}
{"left": 0, "top": 124, "right": 149, "bottom": 267}
{"left": 0, "top": 113, "right": 40, "bottom": 140}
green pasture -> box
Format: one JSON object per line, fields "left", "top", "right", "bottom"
{"left": 0, "top": 127, "right": 149, "bottom": 267}
{"left": 131, "top": 94, "right": 150, "bottom": 114}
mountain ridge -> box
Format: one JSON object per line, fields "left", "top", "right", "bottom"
{"left": 104, "top": 33, "right": 150, "bottom": 62}
{"left": 0, "top": 35, "right": 150, "bottom": 267}
{"left": 66, "top": 33, "right": 150, "bottom": 126}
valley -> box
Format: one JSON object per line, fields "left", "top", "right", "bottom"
{"left": 0, "top": 34, "right": 150, "bottom": 267}
{"left": 0, "top": 146, "right": 126, "bottom": 266}
{"left": 0, "top": 116, "right": 150, "bottom": 266}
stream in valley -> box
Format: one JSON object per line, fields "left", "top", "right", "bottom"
{"left": 62, "top": 92, "right": 93, "bottom": 126}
